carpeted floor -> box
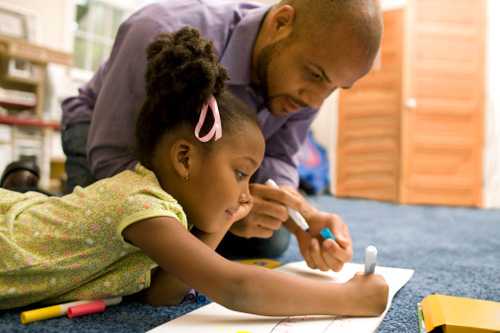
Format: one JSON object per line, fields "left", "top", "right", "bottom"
{"left": 1, "top": 195, "right": 499, "bottom": 332}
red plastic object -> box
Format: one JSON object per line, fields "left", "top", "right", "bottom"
{"left": 67, "top": 300, "right": 106, "bottom": 318}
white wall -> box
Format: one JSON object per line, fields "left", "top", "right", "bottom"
{"left": 483, "top": 0, "right": 500, "bottom": 208}
{"left": 0, "top": 0, "right": 73, "bottom": 51}
{"left": 252, "top": 0, "right": 277, "bottom": 4}
{"left": 312, "top": 92, "right": 339, "bottom": 194}
{"left": 0, "top": 0, "right": 143, "bottom": 50}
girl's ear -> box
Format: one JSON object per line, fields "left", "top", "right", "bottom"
{"left": 170, "top": 139, "right": 196, "bottom": 180}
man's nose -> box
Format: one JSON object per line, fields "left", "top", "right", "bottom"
{"left": 299, "top": 86, "right": 334, "bottom": 109}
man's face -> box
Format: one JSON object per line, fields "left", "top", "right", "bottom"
{"left": 255, "top": 31, "right": 374, "bottom": 116}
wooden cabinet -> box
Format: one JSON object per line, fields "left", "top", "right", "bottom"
{"left": 336, "top": 0, "right": 486, "bottom": 207}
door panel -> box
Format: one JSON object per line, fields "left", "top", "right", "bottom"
{"left": 337, "top": 9, "right": 404, "bottom": 202}
{"left": 401, "top": 0, "right": 485, "bottom": 206}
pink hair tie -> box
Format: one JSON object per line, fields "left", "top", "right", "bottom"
{"left": 194, "top": 95, "right": 222, "bottom": 142}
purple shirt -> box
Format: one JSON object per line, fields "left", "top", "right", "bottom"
{"left": 61, "top": 0, "right": 319, "bottom": 187}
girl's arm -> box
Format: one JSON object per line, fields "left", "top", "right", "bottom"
{"left": 132, "top": 222, "right": 232, "bottom": 306}
{"left": 123, "top": 217, "right": 388, "bottom": 316}
{"left": 190, "top": 226, "right": 228, "bottom": 250}
{"left": 134, "top": 223, "right": 230, "bottom": 306}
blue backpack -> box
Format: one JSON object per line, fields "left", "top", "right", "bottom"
{"left": 297, "top": 131, "right": 330, "bottom": 195}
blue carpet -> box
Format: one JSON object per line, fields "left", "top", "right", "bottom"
{"left": 1, "top": 196, "right": 499, "bottom": 332}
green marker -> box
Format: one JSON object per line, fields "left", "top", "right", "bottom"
{"left": 417, "top": 303, "right": 426, "bottom": 333}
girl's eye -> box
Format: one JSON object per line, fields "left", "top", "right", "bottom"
{"left": 235, "top": 170, "right": 248, "bottom": 181}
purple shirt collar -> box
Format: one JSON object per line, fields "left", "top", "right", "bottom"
{"left": 219, "top": 5, "right": 271, "bottom": 86}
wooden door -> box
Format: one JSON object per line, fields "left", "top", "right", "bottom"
{"left": 401, "top": 0, "right": 486, "bottom": 206}
{"left": 336, "top": 9, "right": 404, "bottom": 202}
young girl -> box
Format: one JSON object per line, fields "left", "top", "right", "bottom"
{"left": 0, "top": 27, "right": 388, "bottom": 316}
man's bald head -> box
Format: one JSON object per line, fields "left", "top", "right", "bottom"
{"left": 279, "top": 0, "right": 383, "bottom": 61}
{"left": 251, "top": 0, "right": 383, "bottom": 115}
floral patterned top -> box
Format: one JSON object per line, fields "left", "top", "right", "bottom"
{"left": 0, "top": 164, "right": 187, "bottom": 309}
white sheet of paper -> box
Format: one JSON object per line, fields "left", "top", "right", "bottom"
{"left": 148, "top": 262, "right": 414, "bottom": 333}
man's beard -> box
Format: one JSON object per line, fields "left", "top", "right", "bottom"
{"left": 253, "top": 38, "right": 289, "bottom": 111}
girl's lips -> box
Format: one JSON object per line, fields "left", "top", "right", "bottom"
{"left": 225, "top": 208, "right": 237, "bottom": 220}
{"left": 225, "top": 202, "right": 243, "bottom": 220}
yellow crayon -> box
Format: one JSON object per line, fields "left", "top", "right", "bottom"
{"left": 20, "top": 300, "right": 88, "bottom": 324}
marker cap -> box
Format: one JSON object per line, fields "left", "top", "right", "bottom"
{"left": 364, "top": 245, "right": 378, "bottom": 274}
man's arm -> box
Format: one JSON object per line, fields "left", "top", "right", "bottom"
{"left": 86, "top": 18, "right": 164, "bottom": 179}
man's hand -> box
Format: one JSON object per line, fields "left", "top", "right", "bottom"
{"left": 229, "top": 182, "right": 353, "bottom": 272}
{"left": 230, "top": 198, "right": 254, "bottom": 225}
{"left": 271, "top": 185, "right": 353, "bottom": 272}
{"left": 291, "top": 209, "right": 353, "bottom": 272}
{"left": 229, "top": 183, "right": 304, "bottom": 238}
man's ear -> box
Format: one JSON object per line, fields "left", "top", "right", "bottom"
{"left": 268, "top": 4, "right": 296, "bottom": 40}
{"left": 170, "top": 139, "right": 196, "bottom": 180}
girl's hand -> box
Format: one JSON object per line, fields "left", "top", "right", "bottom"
{"left": 343, "top": 272, "right": 389, "bottom": 316}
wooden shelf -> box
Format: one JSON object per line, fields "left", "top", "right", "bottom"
{"left": 0, "top": 35, "right": 72, "bottom": 66}
{"left": 0, "top": 34, "right": 71, "bottom": 193}
{"left": 3, "top": 74, "right": 40, "bottom": 86}
{"left": 0, "top": 115, "right": 60, "bottom": 129}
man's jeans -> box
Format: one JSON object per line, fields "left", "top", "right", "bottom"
{"left": 217, "top": 227, "right": 291, "bottom": 258}
{"left": 61, "top": 123, "right": 96, "bottom": 194}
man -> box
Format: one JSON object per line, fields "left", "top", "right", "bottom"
{"left": 61, "top": 0, "right": 383, "bottom": 271}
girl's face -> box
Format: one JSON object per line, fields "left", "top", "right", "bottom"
{"left": 188, "top": 123, "right": 265, "bottom": 232}
{"left": 155, "top": 122, "right": 265, "bottom": 234}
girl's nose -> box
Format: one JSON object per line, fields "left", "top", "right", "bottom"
{"left": 239, "top": 191, "right": 250, "bottom": 204}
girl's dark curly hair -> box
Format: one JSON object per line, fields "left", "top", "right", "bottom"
{"left": 136, "top": 27, "right": 258, "bottom": 167}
